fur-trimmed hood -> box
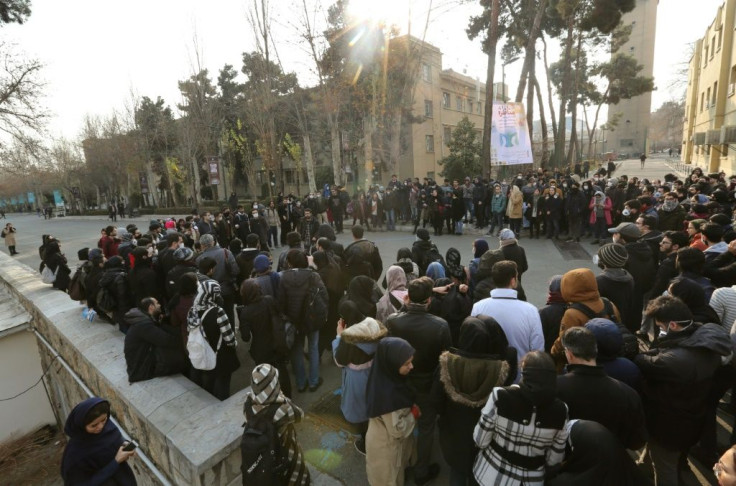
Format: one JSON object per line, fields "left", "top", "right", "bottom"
{"left": 439, "top": 351, "right": 509, "bottom": 408}
{"left": 341, "top": 317, "right": 388, "bottom": 344}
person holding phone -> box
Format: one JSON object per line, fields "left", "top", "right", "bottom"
{"left": 61, "top": 397, "right": 137, "bottom": 486}
{"left": 1, "top": 222, "right": 17, "bottom": 255}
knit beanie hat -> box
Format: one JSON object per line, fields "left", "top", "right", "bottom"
{"left": 173, "top": 246, "right": 194, "bottom": 262}
{"left": 416, "top": 228, "right": 430, "bottom": 241}
{"left": 253, "top": 254, "right": 270, "bottom": 274}
{"left": 597, "top": 243, "right": 628, "bottom": 269}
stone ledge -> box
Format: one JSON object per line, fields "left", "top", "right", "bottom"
{"left": 0, "top": 253, "right": 249, "bottom": 486}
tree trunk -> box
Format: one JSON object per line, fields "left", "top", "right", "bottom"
{"left": 146, "top": 161, "right": 158, "bottom": 207}
{"left": 566, "top": 32, "right": 584, "bottom": 167}
{"left": 388, "top": 111, "right": 403, "bottom": 178}
{"left": 481, "top": 0, "right": 501, "bottom": 172}
{"left": 542, "top": 37, "right": 557, "bottom": 146}
{"left": 514, "top": 0, "right": 547, "bottom": 103}
{"left": 533, "top": 74, "right": 550, "bottom": 167}
{"left": 364, "top": 114, "right": 374, "bottom": 189}
{"left": 555, "top": 19, "right": 575, "bottom": 168}
{"left": 526, "top": 55, "right": 535, "bottom": 148}
{"left": 190, "top": 156, "right": 201, "bottom": 206}
{"left": 303, "top": 132, "right": 317, "bottom": 194}
{"left": 329, "top": 116, "right": 343, "bottom": 186}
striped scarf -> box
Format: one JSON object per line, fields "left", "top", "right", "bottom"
{"left": 187, "top": 278, "right": 237, "bottom": 347}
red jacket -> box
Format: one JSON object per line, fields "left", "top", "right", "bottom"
{"left": 588, "top": 196, "right": 613, "bottom": 226}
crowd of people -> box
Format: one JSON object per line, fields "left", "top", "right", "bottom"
{"left": 42, "top": 163, "right": 736, "bottom": 486}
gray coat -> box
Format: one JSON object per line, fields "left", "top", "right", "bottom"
{"left": 196, "top": 245, "right": 239, "bottom": 296}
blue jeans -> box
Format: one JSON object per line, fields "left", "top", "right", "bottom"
{"left": 290, "top": 330, "right": 320, "bottom": 388}
{"left": 464, "top": 199, "right": 474, "bottom": 220}
{"left": 385, "top": 209, "right": 395, "bottom": 230}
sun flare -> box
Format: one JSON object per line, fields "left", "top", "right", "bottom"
{"left": 347, "top": 0, "right": 412, "bottom": 30}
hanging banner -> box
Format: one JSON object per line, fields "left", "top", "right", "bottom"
{"left": 139, "top": 172, "right": 149, "bottom": 194}
{"left": 207, "top": 156, "right": 221, "bottom": 185}
{"left": 53, "top": 189, "right": 64, "bottom": 207}
{"left": 18, "top": 193, "right": 26, "bottom": 204}
{"left": 490, "top": 102, "right": 533, "bottom": 166}
{"left": 27, "top": 192, "right": 35, "bottom": 204}
{"left": 10, "top": 197, "right": 17, "bottom": 205}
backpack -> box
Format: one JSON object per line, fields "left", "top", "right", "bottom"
{"left": 96, "top": 286, "right": 117, "bottom": 314}
{"left": 68, "top": 270, "right": 84, "bottom": 301}
{"left": 186, "top": 307, "right": 221, "bottom": 371}
{"left": 422, "top": 245, "right": 446, "bottom": 272}
{"left": 301, "top": 277, "right": 328, "bottom": 333}
{"left": 570, "top": 297, "right": 618, "bottom": 323}
{"left": 570, "top": 297, "right": 638, "bottom": 359}
{"left": 271, "top": 309, "right": 296, "bottom": 354}
{"left": 240, "top": 398, "right": 286, "bottom": 486}
{"left": 41, "top": 265, "right": 58, "bottom": 284}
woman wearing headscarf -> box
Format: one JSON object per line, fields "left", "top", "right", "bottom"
{"left": 243, "top": 364, "right": 310, "bottom": 486}
{"left": 382, "top": 248, "right": 419, "bottom": 289}
{"left": 345, "top": 275, "right": 383, "bottom": 319}
{"left": 365, "top": 337, "right": 417, "bottom": 486}
{"left": 333, "top": 301, "right": 387, "bottom": 454}
{"left": 187, "top": 279, "right": 239, "bottom": 400}
{"left": 377, "top": 265, "right": 409, "bottom": 324}
{"left": 472, "top": 351, "right": 569, "bottom": 486}
{"left": 589, "top": 190, "right": 613, "bottom": 245}
{"left": 426, "top": 261, "right": 446, "bottom": 281}
{"left": 41, "top": 239, "right": 72, "bottom": 292}
{"left": 61, "top": 397, "right": 137, "bottom": 486}
{"left": 547, "top": 420, "right": 649, "bottom": 486}
{"left": 687, "top": 218, "right": 709, "bottom": 251}
{"left": 430, "top": 316, "right": 517, "bottom": 486}
{"left": 506, "top": 184, "right": 524, "bottom": 238}
{"left": 239, "top": 279, "right": 291, "bottom": 397}
{"left": 430, "top": 254, "right": 473, "bottom": 346}
{"left": 312, "top": 250, "right": 345, "bottom": 356}
{"left": 445, "top": 247, "right": 469, "bottom": 283}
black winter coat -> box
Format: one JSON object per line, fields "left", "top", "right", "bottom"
{"left": 123, "top": 308, "right": 184, "bottom": 383}
{"left": 500, "top": 243, "right": 528, "bottom": 277}
{"left": 239, "top": 296, "right": 286, "bottom": 364}
{"left": 166, "top": 262, "right": 197, "bottom": 298}
{"left": 277, "top": 268, "right": 327, "bottom": 332}
{"left": 43, "top": 252, "right": 72, "bottom": 292}
{"left": 343, "top": 239, "right": 383, "bottom": 280}
{"left": 635, "top": 322, "right": 731, "bottom": 450}
{"left": 556, "top": 364, "right": 647, "bottom": 450}
{"left": 128, "top": 263, "right": 162, "bottom": 308}
{"left": 539, "top": 303, "right": 566, "bottom": 353}
{"left": 596, "top": 269, "right": 635, "bottom": 332}
{"left": 99, "top": 268, "right": 132, "bottom": 330}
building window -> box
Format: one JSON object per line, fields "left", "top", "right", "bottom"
{"left": 424, "top": 100, "right": 433, "bottom": 118}
{"left": 285, "top": 170, "right": 294, "bottom": 184}
{"left": 713, "top": 82, "right": 718, "bottom": 105}
{"left": 456, "top": 96, "right": 463, "bottom": 111}
{"left": 426, "top": 135, "right": 434, "bottom": 153}
{"left": 707, "top": 87, "right": 711, "bottom": 108}
{"left": 442, "top": 92, "right": 450, "bottom": 108}
{"left": 444, "top": 126, "right": 452, "bottom": 145}
{"left": 422, "top": 63, "right": 431, "bottom": 82}
{"left": 468, "top": 100, "right": 474, "bottom": 113}
{"left": 719, "top": 29, "right": 723, "bottom": 49}
{"left": 711, "top": 36, "right": 716, "bottom": 59}
{"left": 478, "top": 102, "right": 482, "bottom": 114}
{"left": 701, "top": 92, "right": 705, "bottom": 112}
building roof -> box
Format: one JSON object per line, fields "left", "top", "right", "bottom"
{"left": 0, "top": 288, "right": 31, "bottom": 338}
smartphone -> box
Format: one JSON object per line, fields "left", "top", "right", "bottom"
{"left": 123, "top": 440, "right": 138, "bottom": 452}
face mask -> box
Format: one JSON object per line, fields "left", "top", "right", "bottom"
{"left": 583, "top": 185, "right": 589, "bottom": 190}
{"left": 622, "top": 209, "right": 631, "bottom": 216}
{"left": 252, "top": 213, "right": 258, "bottom": 219}
{"left": 550, "top": 185, "right": 556, "bottom": 190}
{"left": 178, "top": 242, "right": 185, "bottom": 249}
{"left": 208, "top": 215, "right": 214, "bottom": 222}
{"left": 663, "top": 200, "right": 678, "bottom": 211}
{"left": 554, "top": 194, "right": 558, "bottom": 198}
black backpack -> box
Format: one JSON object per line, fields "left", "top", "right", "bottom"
{"left": 240, "top": 399, "right": 286, "bottom": 486}
{"left": 422, "top": 245, "right": 446, "bottom": 273}
{"left": 570, "top": 297, "right": 618, "bottom": 323}
{"left": 301, "top": 275, "right": 328, "bottom": 333}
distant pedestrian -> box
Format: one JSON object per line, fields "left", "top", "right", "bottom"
{"left": 640, "top": 153, "right": 647, "bottom": 169}
{"left": 1, "top": 222, "right": 18, "bottom": 255}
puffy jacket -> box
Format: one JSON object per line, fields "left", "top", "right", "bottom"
{"left": 635, "top": 322, "right": 731, "bottom": 450}
{"left": 490, "top": 193, "right": 507, "bottom": 213}
{"left": 99, "top": 268, "right": 132, "bottom": 330}
{"left": 123, "top": 308, "right": 184, "bottom": 383}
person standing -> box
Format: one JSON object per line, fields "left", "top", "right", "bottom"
{"left": 640, "top": 153, "right": 647, "bottom": 169}
{"left": 487, "top": 184, "right": 507, "bottom": 236}
{"left": 471, "top": 261, "right": 544, "bottom": 381}
{"left": 365, "top": 337, "right": 418, "bottom": 486}
{"left": 472, "top": 351, "right": 569, "bottom": 486}
{"left": 386, "top": 277, "right": 451, "bottom": 485}
{"left": 264, "top": 200, "right": 280, "bottom": 249}
{"left": 589, "top": 190, "right": 612, "bottom": 245}
{"left": 506, "top": 185, "right": 524, "bottom": 238}
{"left": 1, "top": 222, "right": 18, "bottom": 255}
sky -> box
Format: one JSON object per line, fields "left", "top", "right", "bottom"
{"left": 0, "top": 0, "right": 728, "bottom": 141}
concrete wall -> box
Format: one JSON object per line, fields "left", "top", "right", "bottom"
{"left": 0, "top": 252, "right": 248, "bottom": 486}
{"left": 0, "top": 328, "right": 56, "bottom": 441}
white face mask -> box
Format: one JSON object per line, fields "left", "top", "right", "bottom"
{"left": 252, "top": 213, "right": 258, "bottom": 219}
{"left": 178, "top": 241, "right": 185, "bottom": 248}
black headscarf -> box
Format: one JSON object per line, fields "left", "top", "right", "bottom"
{"left": 445, "top": 247, "right": 465, "bottom": 281}
{"left": 347, "top": 275, "right": 382, "bottom": 318}
{"left": 457, "top": 316, "right": 517, "bottom": 384}
{"left": 518, "top": 353, "right": 558, "bottom": 407}
{"left": 338, "top": 300, "right": 366, "bottom": 327}
{"left": 547, "top": 420, "right": 649, "bottom": 486}
{"left": 366, "top": 337, "right": 415, "bottom": 418}
{"left": 60, "top": 397, "right": 135, "bottom": 485}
